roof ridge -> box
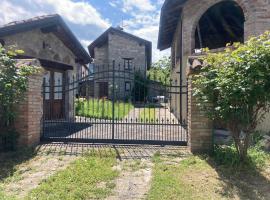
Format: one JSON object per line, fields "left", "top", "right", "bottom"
{"left": 1, "top": 14, "right": 60, "bottom": 28}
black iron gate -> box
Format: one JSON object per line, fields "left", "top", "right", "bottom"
{"left": 41, "top": 62, "right": 188, "bottom": 145}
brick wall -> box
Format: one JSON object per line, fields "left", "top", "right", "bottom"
{"left": 168, "top": 0, "right": 270, "bottom": 152}
{"left": 15, "top": 65, "right": 44, "bottom": 147}
{"left": 187, "top": 57, "right": 213, "bottom": 153}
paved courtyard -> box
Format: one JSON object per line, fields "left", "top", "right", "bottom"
{"left": 43, "top": 105, "right": 187, "bottom": 143}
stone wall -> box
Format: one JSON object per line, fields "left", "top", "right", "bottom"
{"left": 94, "top": 43, "right": 109, "bottom": 66}
{"left": 109, "top": 32, "right": 147, "bottom": 99}
{"left": 92, "top": 31, "right": 148, "bottom": 99}
{"left": 2, "top": 28, "right": 77, "bottom": 68}
{"left": 15, "top": 61, "right": 44, "bottom": 147}
{"left": 108, "top": 32, "right": 147, "bottom": 71}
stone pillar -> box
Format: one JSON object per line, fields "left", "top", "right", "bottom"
{"left": 187, "top": 57, "right": 213, "bottom": 153}
{"left": 14, "top": 60, "right": 44, "bottom": 147}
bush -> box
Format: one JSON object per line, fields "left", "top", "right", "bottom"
{"left": 0, "top": 46, "right": 37, "bottom": 151}
{"left": 212, "top": 142, "right": 269, "bottom": 169}
{"left": 194, "top": 31, "right": 270, "bottom": 161}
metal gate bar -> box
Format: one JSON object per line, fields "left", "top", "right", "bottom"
{"left": 41, "top": 61, "right": 188, "bottom": 145}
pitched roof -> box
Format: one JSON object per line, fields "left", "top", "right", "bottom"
{"left": 158, "top": 0, "right": 187, "bottom": 50}
{"left": 88, "top": 27, "right": 152, "bottom": 69}
{"left": 0, "top": 14, "right": 91, "bottom": 64}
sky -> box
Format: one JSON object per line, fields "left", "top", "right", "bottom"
{"left": 0, "top": 0, "right": 170, "bottom": 62}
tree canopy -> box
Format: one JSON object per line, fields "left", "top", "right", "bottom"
{"left": 148, "top": 56, "right": 171, "bottom": 85}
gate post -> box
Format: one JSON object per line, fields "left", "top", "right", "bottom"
{"left": 187, "top": 57, "right": 213, "bottom": 153}
{"left": 112, "top": 60, "right": 115, "bottom": 140}
{"left": 14, "top": 59, "right": 44, "bottom": 147}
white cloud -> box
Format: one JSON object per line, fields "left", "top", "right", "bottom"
{"left": 129, "top": 25, "right": 170, "bottom": 62}
{"left": 122, "top": 0, "right": 155, "bottom": 12}
{"left": 123, "top": 7, "right": 170, "bottom": 62}
{"left": 0, "top": 0, "right": 110, "bottom": 30}
{"left": 34, "top": 0, "right": 110, "bottom": 29}
{"left": 80, "top": 39, "right": 93, "bottom": 51}
{"left": 0, "top": 0, "right": 44, "bottom": 25}
{"left": 109, "top": 1, "right": 117, "bottom": 8}
{"left": 157, "top": 0, "right": 165, "bottom": 5}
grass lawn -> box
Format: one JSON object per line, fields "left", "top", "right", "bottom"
{"left": 139, "top": 108, "right": 156, "bottom": 122}
{"left": 26, "top": 151, "right": 118, "bottom": 200}
{"left": 76, "top": 98, "right": 134, "bottom": 119}
{"left": 147, "top": 146, "right": 270, "bottom": 200}
{"left": 0, "top": 148, "right": 119, "bottom": 200}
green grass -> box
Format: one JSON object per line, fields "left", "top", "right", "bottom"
{"left": 212, "top": 131, "right": 270, "bottom": 169}
{"left": 0, "top": 189, "right": 15, "bottom": 200}
{"left": 26, "top": 151, "right": 119, "bottom": 200}
{"left": 212, "top": 144, "right": 270, "bottom": 169}
{"left": 147, "top": 156, "right": 211, "bottom": 200}
{"left": 76, "top": 98, "right": 134, "bottom": 119}
{"left": 147, "top": 144, "right": 270, "bottom": 200}
{"left": 139, "top": 108, "right": 156, "bottom": 122}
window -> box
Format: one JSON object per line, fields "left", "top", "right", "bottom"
{"left": 43, "top": 71, "right": 51, "bottom": 100}
{"left": 54, "top": 72, "right": 63, "bottom": 100}
{"left": 125, "top": 81, "right": 131, "bottom": 92}
{"left": 123, "top": 58, "right": 134, "bottom": 70}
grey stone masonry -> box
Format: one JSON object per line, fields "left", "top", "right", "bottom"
{"left": 92, "top": 30, "right": 150, "bottom": 99}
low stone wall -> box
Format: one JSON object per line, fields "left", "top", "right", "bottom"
{"left": 14, "top": 60, "right": 44, "bottom": 147}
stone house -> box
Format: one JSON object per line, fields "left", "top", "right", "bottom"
{"left": 158, "top": 0, "right": 270, "bottom": 131}
{"left": 88, "top": 27, "right": 152, "bottom": 99}
{"left": 0, "top": 14, "right": 91, "bottom": 121}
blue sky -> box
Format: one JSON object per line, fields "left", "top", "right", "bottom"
{"left": 0, "top": 0, "right": 169, "bottom": 62}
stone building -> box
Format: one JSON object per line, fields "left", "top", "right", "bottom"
{"left": 0, "top": 14, "right": 91, "bottom": 121}
{"left": 158, "top": 0, "right": 270, "bottom": 129}
{"left": 88, "top": 27, "right": 152, "bottom": 99}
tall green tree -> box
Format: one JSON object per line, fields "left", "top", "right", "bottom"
{"left": 193, "top": 32, "right": 270, "bottom": 161}
{"left": 148, "top": 56, "right": 171, "bottom": 85}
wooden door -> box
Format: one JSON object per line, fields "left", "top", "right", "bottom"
{"left": 43, "top": 70, "right": 65, "bottom": 120}
{"left": 98, "top": 82, "right": 108, "bottom": 98}
{"left": 52, "top": 71, "right": 64, "bottom": 119}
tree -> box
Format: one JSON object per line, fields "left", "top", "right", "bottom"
{"left": 148, "top": 56, "right": 171, "bottom": 86}
{"left": 193, "top": 32, "right": 270, "bottom": 161}
{"left": 132, "top": 71, "right": 148, "bottom": 102}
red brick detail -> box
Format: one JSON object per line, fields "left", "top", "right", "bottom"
{"left": 188, "top": 75, "right": 213, "bottom": 153}
{"left": 14, "top": 72, "right": 43, "bottom": 147}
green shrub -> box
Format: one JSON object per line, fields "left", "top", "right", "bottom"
{"left": 212, "top": 143, "right": 269, "bottom": 169}
{"left": 194, "top": 31, "right": 270, "bottom": 161}
{"left": 0, "top": 46, "right": 37, "bottom": 151}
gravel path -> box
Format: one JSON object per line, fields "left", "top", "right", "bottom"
{"left": 107, "top": 159, "right": 153, "bottom": 200}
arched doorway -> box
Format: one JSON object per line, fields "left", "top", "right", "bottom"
{"left": 194, "top": 1, "right": 245, "bottom": 50}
